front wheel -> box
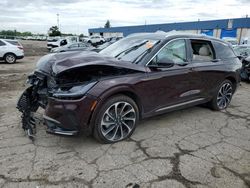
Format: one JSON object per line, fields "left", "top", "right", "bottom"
{"left": 94, "top": 95, "right": 139, "bottom": 144}
{"left": 209, "top": 80, "right": 233, "bottom": 111}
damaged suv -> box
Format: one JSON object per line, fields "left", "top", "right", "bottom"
{"left": 17, "top": 33, "right": 242, "bottom": 143}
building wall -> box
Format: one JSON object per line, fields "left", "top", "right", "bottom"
{"left": 89, "top": 18, "right": 250, "bottom": 41}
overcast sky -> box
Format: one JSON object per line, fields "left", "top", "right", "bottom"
{"left": 0, "top": 0, "right": 249, "bottom": 35}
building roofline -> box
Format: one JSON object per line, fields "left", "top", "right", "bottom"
{"left": 88, "top": 17, "right": 250, "bottom": 36}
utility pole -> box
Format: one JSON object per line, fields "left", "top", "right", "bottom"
{"left": 57, "top": 13, "right": 60, "bottom": 29}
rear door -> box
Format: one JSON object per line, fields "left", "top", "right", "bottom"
{"left": 187, "top": 39, "right": 225, "bottom": 98}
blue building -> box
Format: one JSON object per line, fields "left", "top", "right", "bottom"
{"left": 89, "top": 17, "right": 250, "bottom": 42}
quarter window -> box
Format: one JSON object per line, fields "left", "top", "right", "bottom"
{"left": 0, "top": 40, "right": 6, "bottom": 46}
{"left": 150, "top": 39, "right": 187, "bottom": 65}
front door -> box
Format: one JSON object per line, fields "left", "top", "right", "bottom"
{"left": 139, "top": 39, "right": 199, "bottom": 114}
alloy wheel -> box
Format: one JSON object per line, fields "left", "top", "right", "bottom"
{"left": 6, "top": 54, "right": 15, "bottom": 63}
{"left": 216, "top": 82, "right": 233, "bottom": 109}
{"left": 100, "top": 101, "right": 136, "bottom": 141}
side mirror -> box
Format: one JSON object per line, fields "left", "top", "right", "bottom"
{"left": 148, "top": 57, "right": 175, "bottom": 68}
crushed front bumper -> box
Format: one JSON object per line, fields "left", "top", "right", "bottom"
{"left": 44, "top": 95, "right": 97, "bottom": 135}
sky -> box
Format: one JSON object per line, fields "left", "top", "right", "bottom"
{"left": 0, "top": 0, "right": 249, "bottom": 35}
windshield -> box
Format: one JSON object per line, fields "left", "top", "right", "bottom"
{"left": 100, "top": 37, "right": 159, "bottom": 62}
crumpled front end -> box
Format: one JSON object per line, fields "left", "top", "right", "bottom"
{"left": 17, "top": 51, "right": 146, "bottom": 140}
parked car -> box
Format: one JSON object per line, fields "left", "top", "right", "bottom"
{"left": 92, "top": 41, "right": 115, "bottom": 52}
{"left": 17, "top": 33, "right": 241, "bottom": 143}
{"left": 240, "top": 56, "right": 250, "bottom": 81}
{"left": 233, "top": 45, "right": 250, "bottom": 58}
{"left": 0, "top": 39, "right": 24, "bottom": 63}
{"left": 51, "top": 42, "right": 95, "bottom": 53}
{"left": 222, "top": 37, "right": 238, "bottom": 46}
{"left": 88, "top": 35, "right": 105, "bottom": 44}
{"left": 47, "top": 38, "right": 68, "bottom": 50}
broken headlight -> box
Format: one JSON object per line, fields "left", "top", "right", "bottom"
{"left": 52, "top": 82, "right": 97, "bottom": 99}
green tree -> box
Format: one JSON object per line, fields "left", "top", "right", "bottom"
{"left": 104, "top": 20, "right": 111, "bottom": 28}
{"left": 48, "top": 26, "right": 61, "bottom": 37}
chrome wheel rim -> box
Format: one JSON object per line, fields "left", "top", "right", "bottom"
{"left": 6, "top": 55, "right": 15, "bottom": 63}
{"left": 100, "top": 101, "right": 136, "bottom": 141}
{"left": 217, "top": 83, "right": 233, "bottom": 109}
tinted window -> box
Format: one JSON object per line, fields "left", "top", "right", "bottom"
{"left": 0, "top": 40, "right": 6, "bottom": 46}
{"left": 150, "top": 39, "right": 187, "bottom": 65}
{"left": 6, "top": 40, "right": 19, "bottom": 46}
{"left": 213, "top": 41, "right": 236, "bottom": 59}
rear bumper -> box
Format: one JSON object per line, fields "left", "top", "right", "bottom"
{"left": 44, "top": 95, "right": 97, "bottom": 135}
{"left": 17, "top": 55, "right": 24, "bottom": 59}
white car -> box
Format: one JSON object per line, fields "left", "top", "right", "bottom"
{"left": 47, "top": 38, "right": 72, "bottom": 50}
{"left": 88, "top": 35, "right": 105, "bottom": 44}
{"left": 0, "top": 39, "right": 24, "bottom": 64}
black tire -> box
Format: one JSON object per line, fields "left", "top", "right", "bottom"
{"left": 4, "top": 53, "right": 16, "bottom": 64}
{"left": 93, "top": 95, "right": 139, "bottom": 144}
{"left": 209, "top": 80, "right": 233, "bottom": 111}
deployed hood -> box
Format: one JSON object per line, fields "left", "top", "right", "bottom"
{"left": 36, "top": 51, "right": 147, "bottom": 76}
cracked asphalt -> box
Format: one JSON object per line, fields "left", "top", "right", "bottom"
{"left": 0, "top": 56, "right": 250, "bottom": 188}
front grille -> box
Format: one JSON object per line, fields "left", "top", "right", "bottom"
{"left": 17, "top": 91, "right": 30, "bottom": 112}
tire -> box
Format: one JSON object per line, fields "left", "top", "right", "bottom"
{"left": 209, "top": 80, "right": 233, "bottom": 111}
{"left": 93, "top": 95, "right": 139, "bottom": 144}
{"left": 4, "top": 53, "right": 16, "bottom": 64}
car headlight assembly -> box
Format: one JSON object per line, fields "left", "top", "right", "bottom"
{"left": 53, "top": 82, "right": 97, "bottom": 99}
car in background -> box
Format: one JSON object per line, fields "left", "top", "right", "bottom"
{"left": 222, "top": 37, "right": 238, "bottom": 46}
{"left": 17, "top": 33, "right": 241, "bottom": 143}
{"left": 240, "top": 56, "right": 250, "bottom": 81}
{"left": 88, "top": 35, "right": 105, "bottom": 45}
{"left": 47, "top": 38, "right": 69, "bottom": 50}
{"left": 233, "top": 45, "right": 250, "bottom": 58}
{"left": 51, "top": 42, "right": 95, "bottom": 53}
{"left": 0, "top": 39, "right": 24, "bottom": 63}
{"left": 92, "top": 39, "right": 118, "bottom": 52}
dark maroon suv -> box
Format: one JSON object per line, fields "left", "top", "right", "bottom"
{"left": 17, "top": 33, "right": 242, "bottom": 143}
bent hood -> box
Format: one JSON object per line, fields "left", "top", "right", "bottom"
{"left": 36, "top": 51, "right": 147, "bottom": 76}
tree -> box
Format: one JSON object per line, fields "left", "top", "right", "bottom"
{"left": 104, "top": 20, "right": 111, "bottom": 28}
{"left": 48, "top": 26, "right": 61, "bottom": 37}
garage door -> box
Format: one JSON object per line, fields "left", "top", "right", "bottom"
{"left": 220, "top": 29, "right": 237, "bottom": 38}
{"left": 201, "top": 30, "right": 213, "bottom": 36}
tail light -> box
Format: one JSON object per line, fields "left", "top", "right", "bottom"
{"left": 17, "top": 46, "right": 23, "bottom": 50}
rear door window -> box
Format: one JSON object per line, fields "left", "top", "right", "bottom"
{"left": 0, "top": 40, "right": 6, "bottom": 46}
{"left": 190, "top": 39, "right": 215, "bottom": 62}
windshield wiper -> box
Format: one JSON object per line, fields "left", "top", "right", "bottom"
{"left": 132, "top": 40, "right": 160, "bottom": 64}
{"left": 115, "top": 40, "right": 148, "bottom": 59}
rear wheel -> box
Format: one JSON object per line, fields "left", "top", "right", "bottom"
{"left": 209, "top": 80, "right": 233, "bottom": 110}
{"left": 94, "top": 95, "right": 139, "bottom": 143}
{"left": 4, "top": 53, "right": 16, "bottom": 64}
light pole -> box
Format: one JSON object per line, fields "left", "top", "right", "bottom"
{"left": 57, "top": 13, "right": 60, "bottom": 29}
